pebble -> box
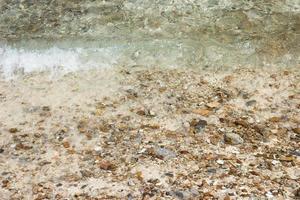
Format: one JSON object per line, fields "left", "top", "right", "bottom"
{"left": 62, "top": 141, "right": 70, "bottom": 148}
{"left": 246, "top": 100, "right": 257, "bottom": 106}
{"left": 216, "top": 159, "right": 225, "bottom": 165}
{"left": 292, "top": 128, "right": 300, "bottom": 134}
{"left": 173, "top": 191, "right": 184, "bottom": 199}
{"left": 151, "top": 147, "right": 176, "bottom": 160}
{"left": 207, "top": 101, "right": 220, "bottom": 109}
{"left": 9, "top": 128, "right": 19, "bottom": 133}
{"left": 269, "top": 117, "right": 281, "bottom": 123}
{"left": 192, "top": 109, "right": 210, "bottom": 116}
{"left": 295, "top": 188, "right": 300, "bottom": 198}
{"left": 271, "top": 160, "right": 280, "bottom": 165}
{"left": 224, "top": 132, "right": 244, "bottom": 145}
{"left": 290, "top": 150, "right": 300, "bottom": 157}
{"left": 207, "top": 168, "right": 217, "bottom": 174}
{"left": 99, "top": 160, "right": 115, "bottom": 171}
{"left": 265, "top": 191, "right": 274, "bottom": 198}
{"left": 190, "top": 119, "right": 207, "bottom": 133}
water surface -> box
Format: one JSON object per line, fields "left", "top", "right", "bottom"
{"left": 0, "top": 0, "right": 299, "bottom": 77}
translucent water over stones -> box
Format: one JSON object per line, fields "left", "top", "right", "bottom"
{"left": 0, "top": 0, "right": 299, "bottom": 74}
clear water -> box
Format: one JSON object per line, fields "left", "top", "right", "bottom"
{"left": 0, "top": 0, "right": 299, "bottom": 77}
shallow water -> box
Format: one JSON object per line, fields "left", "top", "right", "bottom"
{"left": 0, "top": 0, "right": 299, "bottom": 78}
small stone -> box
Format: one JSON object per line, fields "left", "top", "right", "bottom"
{"left": 224, "top": 132, "right": 244, "bottom": 145}
{"left": 216, "top": 159, "right": 225, "bottom": 165}
{"left": 279, "top": 156, "right": 294, "bottom": 162}
{"left": 207, "top": 101, "right": 220, "bottom": 109}
{"left": 190, "top": 119, "right": 207, "bottom": 133}
{"left": 265, "top": 191, "right": 274, "bottom": 198}
{"left": 2, "top": 180, "right": 9, "bottom": 188}
{"left": 127, "top": 193, "right": 134, "bottom": 200}
{"left": 127, "top": 180, "right": 135, "bottom": 186}
{"left": 207, "top": 168, "right": 217, "bottom": 174}
{"left": 98, "top": 123, "right": 110, "bottom": 132}
{"left": 63, "top": 141, "right": 70, "bottom": 148}
{"left": 148, "top": 147, "right": 176, "bottom": 160}
{"left": 292, "top": 128, "right": 300, "bottom": 134}
{"left": 294, "top": 188, "right": 300, "bottom": 198}
{"left": 15, "top": 143, "right": 32, "bottom": 150}
{"left": 99, "top": 160, "right": 115, "bottom": 171}
{"left": 0, "top": 149, "right": 4, "bottom": 153}
{"left": 164, "top": 172, "right": 174, "bottom": 177}
{"left": 9, "top": 128, "right": 19, "bottom": 133}
{"left": 94, "top": 146, "right": 102, "bottom": 153}
{"left": 245, "top": 100, "right": 257, "bottom": 107}
{"left": 271, "top": 160, "right": 280, "bottom": 165}
{"left": 42, "top": 106, "right": 51, "bottom": 111}
{"left": 39, "top": 161, "right": 51, "bottom": 166}
{"left": 173, "top": 191, "right": 184, "bottom": 199}
{"left": 140, "top": 124, "right": 160, "bottom": 129}
{"left": 290, "top": 150, "right": 300, "bottom": 157}
{"left": 286, "top": 167, "right": 300, "bottom": 180}
{"left": 56, "top": 183, "right": 63, "bottom": 187}
{"left": 136, "top": 110, "right": 146, "bottom": 116}
{"left": 234, "top": 119, "right": 249, "bottom": 128}
{"left": 269, "top": 117, "right": 281, "bottom": 122}
{"left": 224, "top": 195, "right": 231, "bottom": 200}
{"left": 80, "top": 170, "right": 93, "bottom": 178}
{"left": 253, "top": 124, "right": 265, "bottom": 134}
{"left": 192, "top": 109, "right": 210, "bottom": 116}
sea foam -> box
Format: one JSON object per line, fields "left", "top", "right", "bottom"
{"left": 0, "top": 45, "right": 124, "bottom": 78}
{"left": 0, "top": 39, "right": 192, "bottom": 79}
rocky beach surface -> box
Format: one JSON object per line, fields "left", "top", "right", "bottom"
{"left": 0, "top": 66, "right": 299, "bottom": 199}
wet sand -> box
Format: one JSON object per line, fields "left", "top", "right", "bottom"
{"left": 0, "top": 66, "right": 299, "bottom": 199}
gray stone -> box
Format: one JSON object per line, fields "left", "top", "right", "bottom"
{"left": 154, "top": 147, "right": 176, "bottom": 160}
{"left": 224, "top": 132, "right": 244, "bottom": 145}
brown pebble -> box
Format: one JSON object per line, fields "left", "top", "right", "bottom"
{"left": 99, "top": 160, "right": 115, "bottom": 171}
{"left": 224, "top": 195, "right": 231, "bottom": 200}
{"left": 2, "top": 180, "right": 9, "bottom": 188}
{"left": 234, "top": 120, "right": 249, "bottom": 128}
{"left": 42, "top": 106, "right": 51, "bottom": 111}
{"left": 140, "top": 124, "right": 160, "bottom": 129}
{"left": 206, "top": 101, "right": 220, "bottom": 109}
{"left": 269, "top": 117, "right": 281, "bottom": 123}
{"left": 292, "top": 128, "right": 300, "bottom": 134}
{"left": 136, "top": 110, "right": 146, "bottom": 116}
{"left": 294, "top": 188, "right": 300, "bottom": 198}
{"left": 15, "top": 143, "right": 32, "bottom": 150}
{"left": 63, "top": 141, "right": 70, "bottom": 148}
{"left": 9, "top": 128, "right": 19, "bottom": 133}
{"left": 192, "top": 109, "right": 210, "bottom": 116}
{"left": 99, "top": 124, "right": 110, "bottom": 132}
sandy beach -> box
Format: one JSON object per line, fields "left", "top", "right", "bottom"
{"left": 0, "top": 66, "right": 299, "bottom": 199}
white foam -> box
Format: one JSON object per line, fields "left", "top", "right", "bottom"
{"left": 0, "top": 45, "right": 123, "bottom": 79}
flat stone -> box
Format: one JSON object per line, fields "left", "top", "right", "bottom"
{"left": 224, "top": 132, "right": 244, "bottom": 145}
{"left": 149, "top": 147, "right": 177, "bottom": 160}
{"left": 246, "top": 100, "right": 257, "bottom": 106}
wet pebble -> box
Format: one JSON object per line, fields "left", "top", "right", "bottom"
{"left": 173, "top": 191, "right": 184, "bottom": 199}
{"left": 99, "top": 160, "right": 116, "bottom": 171}
{"left": 149, "top": 147, "right": 176, "bottom": 160}
{"left": 9, "top": 128, "right": 19, "bottom": 133}
{"left": 190, "top": 119, "right": 207, "bottom": 133}
{"left": 224, "top": 132, "right": 244, "bottom": 145}
{"left": 246, "top": 100, "right": 257, "bottom": 106}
